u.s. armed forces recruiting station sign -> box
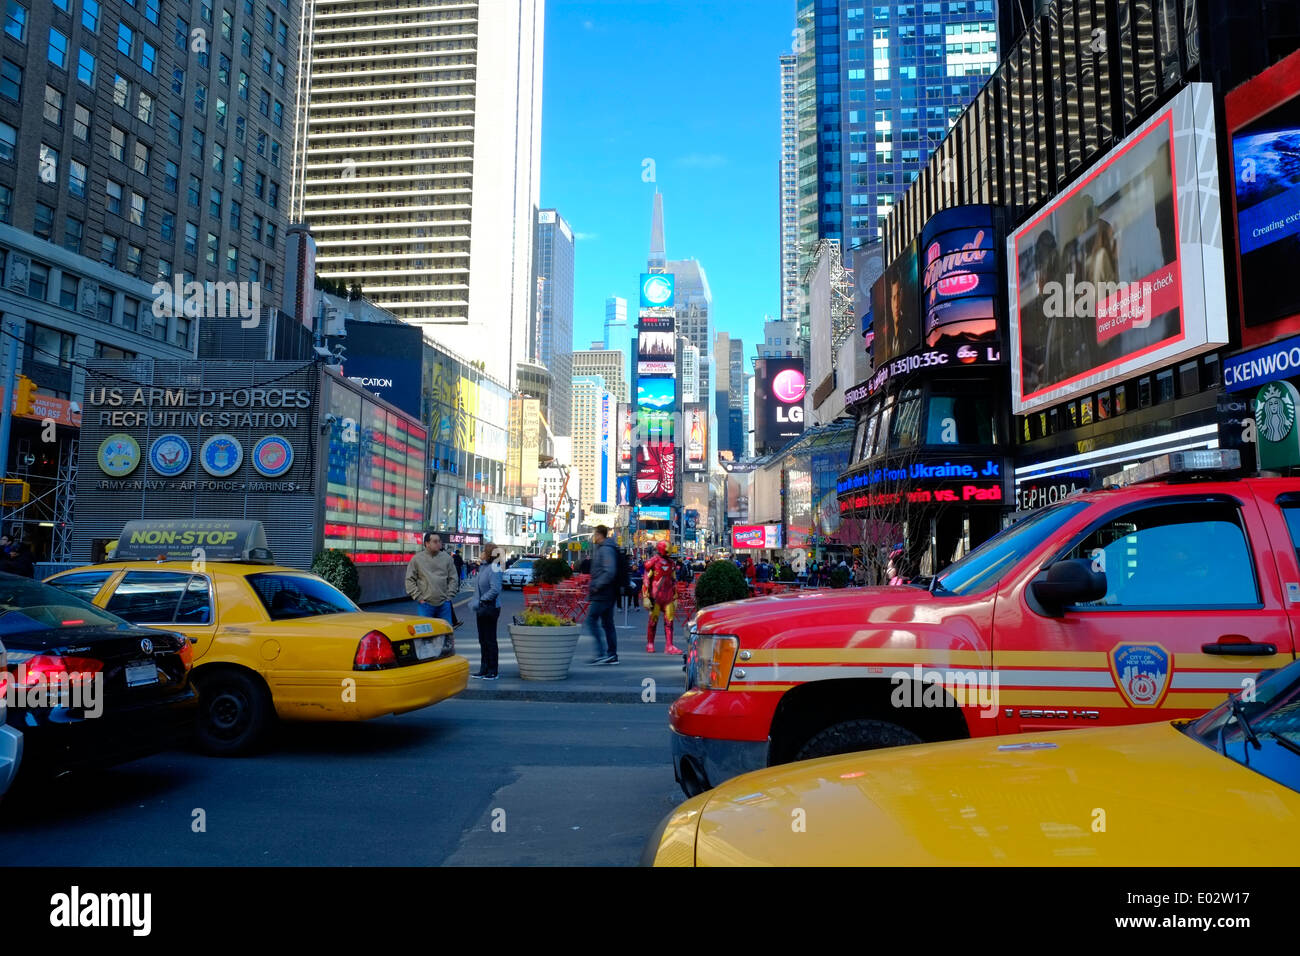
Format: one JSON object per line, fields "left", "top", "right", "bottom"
{"left": 113, "top": 520, "right": 273, "bottom": 562}
{"left": 86, "top": 383, "right": 311, "bottom": 494}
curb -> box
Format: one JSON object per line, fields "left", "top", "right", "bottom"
{"left": 456, "top": 688, "right": 673, "bottom": 704}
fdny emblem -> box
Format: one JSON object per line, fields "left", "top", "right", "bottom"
{"left": 1109, "top": 642, "right": 1172, "bottom": 708}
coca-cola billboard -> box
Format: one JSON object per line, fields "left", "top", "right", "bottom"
{"left": 636, "top": 440, "right": 677, "bottom": 504}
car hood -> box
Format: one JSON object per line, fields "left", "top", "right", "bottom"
{"left": 689, "top": 722, "right": 1300, "bottom": 865}
{"left": 694, "top": 586, "right": 930, "bottom": 633}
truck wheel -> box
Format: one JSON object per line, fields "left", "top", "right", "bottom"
{"left": 195, "top": 669, "right": 273, "bottom": 756}
{"left": 794, "top": 719, "right": 921, "bottom": 761}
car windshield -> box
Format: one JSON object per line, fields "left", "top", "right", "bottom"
{"left": 931, "top": 501, "right": 1088, "bottom": 597}
{"left": 514, "top": 562, "right": 534, "bottom": 571}
{"left": 1184, "top": 659, "right": 1300, "bottom": 793}
{"left": 0, "top": 576, "right": 128, "bottom": 635}
{"left": 246, "top": 573, "right": 359, "bottom": 620}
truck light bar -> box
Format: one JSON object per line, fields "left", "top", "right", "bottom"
{"left": 1102, "top": 449, "right": 1241, "bottom": 489}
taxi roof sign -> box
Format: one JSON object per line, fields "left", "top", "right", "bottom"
{"left": 114, "top": 520, "right": 274, "bottom": 563}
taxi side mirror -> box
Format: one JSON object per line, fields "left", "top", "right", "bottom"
{"left": 1030, "top": 558, "right": 1107, "bottom": 616}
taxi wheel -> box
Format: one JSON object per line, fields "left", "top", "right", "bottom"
{"left": 794, "top": 719, "right": 921, "bottom": 762}
{"left": 195, "top": 669, "right": 273, "bottom": 757}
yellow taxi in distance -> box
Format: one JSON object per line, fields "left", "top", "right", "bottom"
{"left": 46, "top": 521, "right": 469, "bottom": 755}
{"left": 645, "top": 659, "right": 1300, "bottom": 866}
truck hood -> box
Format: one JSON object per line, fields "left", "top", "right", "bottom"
{"left": 687, "top": 722, "right": 1300, "bottom": 865}
{"left": 694, "top": 586, "right": 932, "bottom": 634}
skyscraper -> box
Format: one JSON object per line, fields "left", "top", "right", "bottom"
{"left": 779, "top": 53, "right": 801, "bottom": 325}
{"left": 532, "top": 208, "right": 574, "bottom": 437}
{"left": 714, "top": 332, "right": 747, "bottom": 459}
{"left": 295, "top": 0, "right": 544, "bottom": 387}
{"left": 603, "top": 296, "right": 628, "bottom": 349}
{"left": 572, "top": 346, "right": 627, "bottom": 405}
{"left": 571, "top": 374, "right": 614, "bottom": 515}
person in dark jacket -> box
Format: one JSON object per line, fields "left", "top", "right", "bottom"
{"left": 586, "top": 525, "right": 619, "bottom": 665}
{"left": 471, "top": 543, "right": 503, "bottom": 679}
{"left": 5, "top": 541, "right": 33, "bottom": 577}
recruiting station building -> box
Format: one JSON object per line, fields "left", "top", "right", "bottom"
{"left": 73, "top": 356, "right": 427, "bottom": 603}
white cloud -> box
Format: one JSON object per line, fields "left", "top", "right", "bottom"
{"left": 573, "top": 231, "right": 598, "bottom": 241}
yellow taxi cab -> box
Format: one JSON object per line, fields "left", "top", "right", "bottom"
{"left": 46, "top": 521, "right": 469, "bottom": 755}
{"left": 645, "top": 659, "right": 1300, "bottom": 866}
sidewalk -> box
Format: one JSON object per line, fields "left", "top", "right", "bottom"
{"left": 364, "top": 588, "right": 690, "bottom": 704}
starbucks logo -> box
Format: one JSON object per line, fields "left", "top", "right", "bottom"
{"left": 1255, "top": 383, "right": 1296, "bottom": 444}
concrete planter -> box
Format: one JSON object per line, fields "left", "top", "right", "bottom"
{"left": 508, "top": 624, "right": 581, "bottom": 681}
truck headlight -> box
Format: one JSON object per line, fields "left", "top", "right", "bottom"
{"left": 691, "top": 634, "right": 739, "bottom": 690}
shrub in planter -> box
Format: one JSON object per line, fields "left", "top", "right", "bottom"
{"left": 532, "top": 558, "right": 573, "bottom": 586}
{"left": 830, "top": 566, "right": 851, "bottom": 589}
{"left": 312, "top": 549, "right": 361, "bottom": 603}
{"left": 695, "top": 561, "right": 750, "bottom": 609}
{"left": 513, "top": 608, "right": 575, "bottom": 627}
{"left": 508, "top": 606, "right": 581, "bottom": 680}
{"left": 778, "top": 564, "right": 797, "bottom": 583}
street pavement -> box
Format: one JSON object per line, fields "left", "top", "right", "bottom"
{"left": 412, "top": 581, "right": 692, "bottom": 704}
{"left": 0, "top": 580, "right": 692, "bottom": 866}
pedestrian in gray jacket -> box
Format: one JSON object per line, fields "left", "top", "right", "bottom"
{"left": 472, "top": 543, "right": 503, "bottom": 679}
{"left": 586, "top": 526, "right": 620, "bottom": 665}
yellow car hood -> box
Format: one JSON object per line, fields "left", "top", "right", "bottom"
{"left": 691, "top": 723, "right": 1300, "bottom": 866}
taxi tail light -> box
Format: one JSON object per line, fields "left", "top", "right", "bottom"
{"left": 8, "top": 654, "right": 103, "bottom": 686}
{"left": 354, "top": 631, "right": 397, "bottom": 670}
{"left": 178, "top": 639, "right": 193, "bottom": 670}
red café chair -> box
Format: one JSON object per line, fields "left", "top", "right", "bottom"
{"left": 522, "top": 586, "right": 544, "bottom": 610}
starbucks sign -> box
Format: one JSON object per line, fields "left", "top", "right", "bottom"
{"left": 1255, "top": 380, "right": 1300, "bottom": 469}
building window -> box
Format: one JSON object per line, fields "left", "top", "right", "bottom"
{"left": 69, "top": 158, "right": 86, "bottom": 197}
{"left": 60, "top": 272, "right": 78, "bottom": 309}
{"left": 171, "top": 67, "right": 184, "bottom": 96}
{"left": 174, "top": 15, "right": 188, "bottom": 51}
{"left": 96, "top": 343, "right": 137, "bottom": 360}
{"left": 82, "top": 0, "right": 99, "bottom": 32}
{"left": 229, "top": 199, "right": 241, "bottom": 231}
{"left": 206, "top": 232, "right": 218, "bottom": 266}
{"left": 184, "top": 221, "right": 197, "bottom": 254}
{"left": 215, "top": 97, "right": 226, "bottom": 129}
{"left": 27, "top": 324, "right": 75, "bottom": 368}
{"left": 167, "top": 110, "right": 181, "bottom": 146}
{"left": 33, "top": 201, "right": 53, "bottom": 239}
{"left": 174, "top": 316, "right": 191, "bottom": 348}
{"left": 109, "top": 126, "right": 125, "bottom": 162}
{"left": 0, "top": 183, "right": 10, "bottom": 224}
{"left": 194, "top": 82, "right": 206, "bottom": 113}
{"left": 221, "top": 9, "right": 233, "bottom": 40}
{"left": 267, "top": 181, "right": 278, "bottom": 209}
{"left": 38, "top": 142, "right": 58, "bottom": 183}
{"left": 144, "top": 0, "right": 159, "bottom": 25}
{"left": 164, "top": 159, "right": 178, "bottom": 193}
{"left": 237, "top": 70, "right": 248, "bottom": 100}
{"left": 133, "top": 141, "right": 149, "bottom": 175}
{"left": 0, "top": 58, "right": 21, "bottom": 101}
{"left": 191, "top": 126, "right": 203, "bottom": 159}
{"left": 117, "top": 21, "right": 133, "bottom": 57}
{"left": 265, "top": 222, "right": 275, "bottom": 247}
{"left": 121, "top": 295, "right": 139, "bottom": 329}
{"left": 140, "top": 40, "right": 156, "bottom": 74}
{"left": 208, "top": 186, "right": 221, "bottom": 219}
{"left": 130, "top": 191, "right": 146, "bottom": 226}
{"left": 232, "top": 156, "right": 243, "bottom": 186}
{"left": 136, "top": 89, "right": 152, "bottom": 123}
{"left": 113, "top": 72, "right": 129, "bottom": 107}
{"left": 100, "top": 234, "right": 119, "bottom": 267}
{"left": 125, "top": 245, "right": 142, "bottom": 276}
{"left": 187, "top": 174, "right": 200, "bottom": 207}
{"left": 160, "top": 212, "right": 174, "bottom": 240}
{"left": 226, "top": 246, "right": 237, "bottom": 275}
{"left": 212, "top": 142, "right": 224, "bottom": 173}
{"left": 4, "top": 0, "right": 25, "bottom": 42}
{"left": 62, "top": 216, "right": 81, "bottom": 253}
{"left": 49, "top": 28, "right": 69, "bottom": 69}
{"left": 156, "top": 257, "right": 170, "bottom": 279}
{"left": 97, "top": 287, "right": 114, "bottom": 322}
{"left": 27, "top": 260, "right": 49, "bottom": 300}
{"left": 0, "top": 120, "right": 13, "bottom": 162}
{"left": 73, "top": 104, "right": 90, "bottom": 141}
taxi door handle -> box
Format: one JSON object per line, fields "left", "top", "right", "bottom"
{"left": 1202, "top": 637, "right": 1277, "bottom": 656}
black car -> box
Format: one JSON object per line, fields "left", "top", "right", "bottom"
{"left": 0, "top": 574, "right": 197, "bottom": 776}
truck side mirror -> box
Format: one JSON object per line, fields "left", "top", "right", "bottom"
{"left": 1030, "top": 558, "right": 1107, "bottom": 615}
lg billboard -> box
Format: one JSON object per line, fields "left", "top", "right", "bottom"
{"left": 1007, "top": 83, "right": 1228, "bottom": 414}
{"left": 755, "top": 358, "right": 806, "bottom": 453}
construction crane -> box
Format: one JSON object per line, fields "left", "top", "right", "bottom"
{"left": 535, "top": 409, "right": 574, "bottom": 535}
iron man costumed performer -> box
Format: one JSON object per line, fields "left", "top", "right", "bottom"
{"left": 642, "top": 541, "right": 683, "bottom": 654}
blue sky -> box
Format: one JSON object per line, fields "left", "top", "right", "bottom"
{"left": 540, "top": 0, "right": 794, "bottom": 357}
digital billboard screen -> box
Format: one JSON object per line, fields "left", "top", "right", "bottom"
{"left": 339, "top": 321, "right": 424, "bottom": 419}
{"left": 640, "top": 273, "right": 675, "bottom": 309}
{"left": 636, "top": 376, "right": 675, "bottom": 411}
{"left": 635, "top": 440, "right": 676, "bottom": 504}
{"left": 870, "top": 240, "right": 919, "bottom": 366}
{"left": 920, "top": 205, "right": 999, "bottom": 350}
{"left": 615, "top": 403, "right": 633, "bottom": 472}
{"left": 636, "top": 408, "right": 675, "bottom": 443}
{"left": 1227, "top": 49, "right": 1300, "bottom": 347}
{"left": 1008, "top": 83, "right": 1227, "bottom": 414}
{"left": 684, "top": 404, "right": 707, "bottom": 472}
{"left": 754, "top": 358, "right": 805, "bottom": 451}
{"left": 637, "top": 329, "right": 676, "bottom": 375}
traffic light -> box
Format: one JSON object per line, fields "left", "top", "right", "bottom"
{"left": 1, "top": 479, "right": 29, "bottom": 505}
{"left": 13, "top": 375, "right": 35, "bottom": 416}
